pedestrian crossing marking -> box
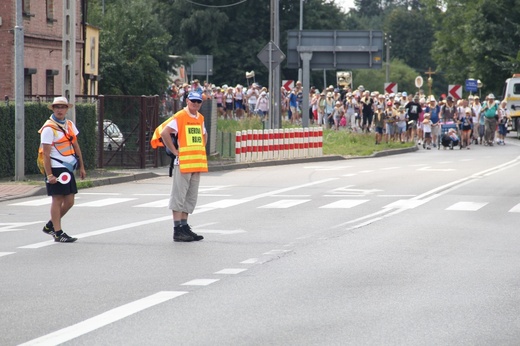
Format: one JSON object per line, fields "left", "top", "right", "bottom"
{"left": 446, "top": 202, "right": 488, "bottom": 211}
{"left": 133, "top": 199, "right": 169, "bottom": 208}
{"left": 75, "top": 198, "right": 137, "bottom": 207}
{"left": 258, "top": 199, "right": 310, "bottom": 209}
{"left": 10, "top": 197, "right": 52, "bottom": 206}
{"left": 320, "top": 199, "right": 369, "bottom": 209}
{"left": 509, "top": 203, "right": 520, "bottom": 213}
{"left": 197, "top": 199, "right": 247, "bottom": 208}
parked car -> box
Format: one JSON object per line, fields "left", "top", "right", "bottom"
{"left": 98, "top": 120, "right": 124, "bottom": 151}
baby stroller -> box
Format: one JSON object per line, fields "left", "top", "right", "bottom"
{"left": 439, "top": 122, "right": 462, "bottom": 150}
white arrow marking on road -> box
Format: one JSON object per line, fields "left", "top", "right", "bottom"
{"left": 509, "top": 203, "right": 520, "bottom": 213}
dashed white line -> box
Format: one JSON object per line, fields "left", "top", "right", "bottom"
{"left": 18, "top": 291, "right": 187, "bottom": 346}
{"left": 446, "top": 202, "right": 488, "bottom": 211}
{"left": 214, "top": 269, "right": 247, "bottom": 275}
{"left": 181, "top": 279, "right": 219, "bottom": 286}
{"left": 240, "top": 258, "right": 259, "bottom": 264}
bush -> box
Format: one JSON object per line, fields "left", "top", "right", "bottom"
{"left": 0, "top": 102, "right": 96, "bottom": 178}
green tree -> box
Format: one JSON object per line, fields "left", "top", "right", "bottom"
{"left": 383, "top": 7, "right": 435, "bottom": 71}
{"left": 94, "top": 0, "right": 172, "bottom": 95}
{"left": 353, "top": 59, "right": 419, "bottom": 93}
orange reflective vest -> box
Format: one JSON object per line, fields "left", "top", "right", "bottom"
{"left": 150, "top": 115, "right": 175, "bottom": 149}
{"left": 177, "top": 110, "right": 208, "bottom": 173}
{"left": 150, "top": 109, "right": 208, "bottom": 173}
{"left": 38, "top": 119, "right": 77, "bottom": 156}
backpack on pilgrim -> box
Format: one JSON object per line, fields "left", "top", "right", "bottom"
{"left": 37, "top": 120, "right": 78, "bottom": 175}
{"left": 150, "top": 117, "right": 178, "bottom": 177}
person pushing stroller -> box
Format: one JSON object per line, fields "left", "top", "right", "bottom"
{"left": 441, "top": 128, "right": 461, "bottom": 150}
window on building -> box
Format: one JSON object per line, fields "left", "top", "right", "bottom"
{"left": 24, "top": 68, "right": 36, "bottom": 96}
{"left": 22, "top": 0, "right": 33, "bottom": 17}
{"left": 24, "top": 75, "right": 32, "bottom": 96}
{"left": 46, "top": 0, "right": 57, "bottom": 23}
{"left": 46, "top": 70, "right": 58, "bottom": 96}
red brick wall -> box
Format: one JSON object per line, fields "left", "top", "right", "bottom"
{"left": 0, "top": 0, "right": 83, "bottom": 99}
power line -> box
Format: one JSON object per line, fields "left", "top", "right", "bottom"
{"left": 182, "top": 0, "right": 248, "bottom": 8}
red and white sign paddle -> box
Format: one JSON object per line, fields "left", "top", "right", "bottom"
{"left": 53, "top": 172, "right": 71, "bottom": 184}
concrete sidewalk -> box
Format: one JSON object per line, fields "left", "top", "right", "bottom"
{"left": 0, "top": 147, "right": 416, "bottom": 202}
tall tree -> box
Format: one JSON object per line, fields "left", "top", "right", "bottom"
{"left": 384, "top": 7, "right": 435, "bottom": 71}
{"left": 94, "top": 0, "right": 172, "bottom": 95}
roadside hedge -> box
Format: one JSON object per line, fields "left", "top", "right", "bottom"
{"left": 0, "top": 102, "right": 96, "bottom": 179}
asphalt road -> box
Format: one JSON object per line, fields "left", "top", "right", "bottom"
{"left": 1, "top": 140, "right": 520, "bottom": 345}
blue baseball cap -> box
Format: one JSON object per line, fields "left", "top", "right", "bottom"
{"left": 188, "top": 91, "right": 203, "bottom": 101}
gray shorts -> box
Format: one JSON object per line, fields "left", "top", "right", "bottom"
{"left": 168, "top": 166, "right": 201, "bottom": 214}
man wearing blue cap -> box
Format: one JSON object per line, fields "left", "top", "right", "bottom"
{"left": 160, "top": 91, "right": 208, "bottom": 242}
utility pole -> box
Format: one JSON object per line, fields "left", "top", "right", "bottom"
{"left": 14, "top": 0, "right": 25, "bottom": 181}
{"left": 63, "top": 0, "right": 76, "bottom": 121}
{"left": 385, "top": 34, "right": 391, "bottom": 83}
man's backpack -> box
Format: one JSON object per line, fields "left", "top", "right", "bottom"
{"left": 150, "top": 116, "right": 179, "bottom": 177}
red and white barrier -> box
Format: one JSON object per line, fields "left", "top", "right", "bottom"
{"left": 234, "top": 127, "right": 324, "bottom": 163}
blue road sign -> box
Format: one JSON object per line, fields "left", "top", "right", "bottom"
{"left": 465, "top": 79, "right": 478, "bottom": 92}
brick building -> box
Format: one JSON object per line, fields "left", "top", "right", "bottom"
{"left": 0, "top": 1, "right": 98, "bottom": 100}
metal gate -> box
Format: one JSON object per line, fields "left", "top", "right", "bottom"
{"left": 97, "top": 95, "right": 159, "bottom": 169}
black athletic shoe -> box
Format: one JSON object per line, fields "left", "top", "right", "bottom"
{"left": 42, "top": 221, "right": 56, "bottom": 237}
{"left": 184, "top": 225, "right": 204, "bottom": 241}
{"left": 54, "top": 231, "right": 77, "bottom": 243}
{"left": 173, "top": 226, "right": 194, "bottom": 242}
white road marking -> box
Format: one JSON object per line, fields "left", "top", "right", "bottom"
{"left": 10, "top": 197, "right": 52, "bottom": 206}
{"left": 383, "top": 200, "right": 428, "bottom": 209}
{"left": 181, "top": 279, "right": 219, "bottom": 286}
{"left": 263, "top": 249, "right": 291, "bottom": 255}
{"left": 198, "top": 194, "right": 232, "bottom": 197}
{"left": 381, "top": 166, "right": 400, "bottom": 170}
{"left": 18, "top": 291, "right": 187, "bottom": 346}
{"left": 133, "top": 199, "right": 169, "bottom": 208}
{"left": 341, "top": 173, "right": 357, "bottom": 177}
{"left": 258, "top": 199, "right": 310, "bottom": 208}
{"left": 197, "top": 199, "right": 247, "bottom": 208}
{"left": 0, "top": 221, "right": 43, "bottom": 233}
{"left": 418, "top": 166, "right": 456, "bottom": 172}
{"left": 79, "top": 192, "right": 121, "bottom": 195}
{"left": 320, "top": 199, "right": 369, "bottom": 209}
{"left": 75, "top": 198, "right": 137, "bottom": 207}
{"left": 241, "top": 258, "right": 259, "bottom": 264}
{"left": 0, "top": 252, "right": 15, "bottom": 258}
{"left": 196, "top": 229, "right": 246, "bottom": 235}
{"left": 214, "top": 268, "right": 247, "bottom": 275}
{"left": 446, "top": 202, "right": 488, "bottom": 211}
{"left": 509, "top": 203, "right": 520, "bottom": 213}
{"left": 18, "top": 216, "right": 172, "bottom": 249}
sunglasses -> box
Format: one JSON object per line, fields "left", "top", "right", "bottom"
{"left": 53, "top": 105, "right": 69, "bottom": 109}
{"left": 189, "top": 99, "right": 202, "bottom": 104}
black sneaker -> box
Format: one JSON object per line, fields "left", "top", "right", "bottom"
{"left": 184, "top": 225, "right": 204, "bottom": 241}
{"left": 42, "top": 221, "right": 56, "bottom": 237}
{"left": 173, "top": 226, "right": 194, "bottom": 242}
{"left": 54, "top": 231, "right": 77, "bottom": 243}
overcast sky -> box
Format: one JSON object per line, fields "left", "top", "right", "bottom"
{"left": 334, "top": 0, "right": 356, "bottom": 12}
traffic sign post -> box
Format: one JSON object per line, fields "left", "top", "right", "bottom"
{"left": 465, "top": 79, "right": 478, "bottom": 93}
{"left": 257, "top": 41, "right": 286, "bottom": 69}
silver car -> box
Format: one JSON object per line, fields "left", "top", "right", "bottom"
{"left": 101, "top": 120, "right": 124, "bottom": 151}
